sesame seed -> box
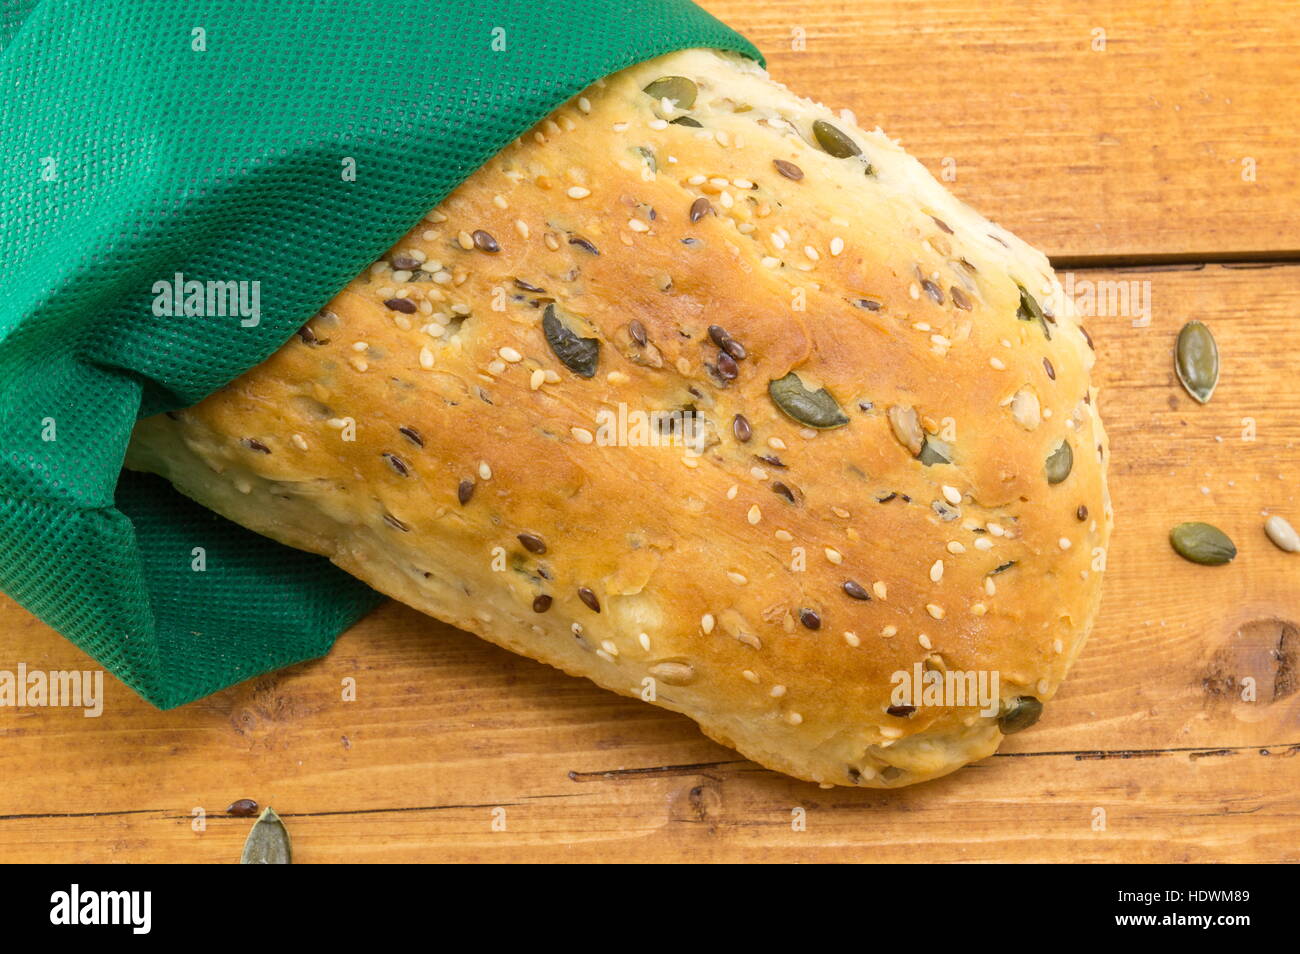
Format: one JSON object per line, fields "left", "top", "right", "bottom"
{"left": 571, "top": 427, "right": 594, "bottom": 444}
{"left": 830, "top": 237, "right": 845, "bottom": 256}
{"left": 727, "top": 571, "right": 748, "bottom": 585}
{"left": 947, "top": 541, "right": 966, "bottom": 554}
{"left": 529, "top": 369, "right": 545, "bottom": 390}
{"left": 701, "top": 613, "right": 715, "bottom": 634}
{"left": 774, "top": 529, "right": 793, "bottom": 542}
{"left": 515, "top": 219, "right": 530, "bottom": 239}
{"left": 872, "top": 581, "right": 888, "bottom": 600}
{"left": 649, "top": 118, "right": 668, "bottom": 130}
{"left": 349, "top": 356, "right": 368, "bottom": 372}
{"left": 639, "top": 632, "right": 651, "bottom": 651}
{"left": 578, "top": 96, "right": 591, "bottom": 113}
{"left": 600, "top": 640, "right": 618, "bottom": 656}
{"left": 1053, "top": 639, "right": 1063, "bottom": 653}
{"left": 770, "top": 685, "right": 786, "bottom": 698}
{"left": 927, "top": 604, "right": 945, "bottom": 619}
{"left": 918, "top": 634, "right": 933, "bottom": 650}
{"left": 747, "top": 505, "right": 762, "bottom": 524}
{"left": 628, "top": 218, "right": 650, "bottom": 233}
{"left": 942, "top": 485, "right": 962, "bottom": 505}
{"left": 844, "top": 631, "right": 860, "bottom": 647}
{"left": 971, "top": 603, "right": 987, "bottom": 616}
{"left": 988, "top": 522, "right": 1005, "bottom": 536}
{"left": 567, "top": 186, "right": 591, "bottom": 199}
{"left": 786, "top": 712, "right": 803, "bottom": 726}
{"left": 1059, "top": 537, "right": 1072, "bottom": 550}
{"left": 478, "top": 461, "right": 492, "bottom": 480}
{"left": 457, "top": 231, "right": 474, "bottom": 250}
{"left": 742, "top": 669, "right": 758, "bottom": 683}
{"left": 291, "top": 433, "right": 308, "bottom": 450}
{"left": 499, "top": 346, "right": 522, "bottom": 363}
{"left": 984, "top": 577, "right": 996, "bottom": 596}
{"left": 974, "top": 537, "right": 993, "bottom": 551}
{"left": 990, "top": 357, "right": 1006, "bottom": 370}
{"left": 930, "top": 560, "right": 944, "bottom": 582}
{"left": 882, "top": 625, "right": 897, "bottom": 637}
{"left": 761, "top": 256, "right": 781, "bottom": 269}
{"left": 824, "top": 547, "right": 843, "bottom": 565}
{"left": 726, "top": 484, "right": 738, "bottom": 500}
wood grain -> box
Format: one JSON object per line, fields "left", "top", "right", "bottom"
{"left": 1, "top": 264, "right": 1296, "bottom": 863}
{"left": 698, "top": 0, "right": 1300, "bottom": 260}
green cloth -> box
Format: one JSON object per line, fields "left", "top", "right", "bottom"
{"left": 0, "top": 0, "right": 760, "bottom": 708}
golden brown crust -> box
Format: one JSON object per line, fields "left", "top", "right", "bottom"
{"left": 126, "top": 49, "right": 1111, "bottom": 787}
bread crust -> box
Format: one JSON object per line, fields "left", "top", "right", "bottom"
{"left": 127, "top": 49, "right": 1111, "bottom": 787}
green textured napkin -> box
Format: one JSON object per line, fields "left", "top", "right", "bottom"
{"left": 0, "top": 0, "right": 760, "bottom": 708}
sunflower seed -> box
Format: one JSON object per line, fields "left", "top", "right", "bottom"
{"left": 1169, "top": 522, "right": 1237, "bottom": 565}
{"left": 577, "top": 587, "right": 601, "bottom": 613}
{"left": 690, "top": 196, "right": 712, "bottom": 222}
{"left": 1175, "top": 320, "right": 1219, "bottom": 404}
{"left": 1045, "top": 440, "right": 1073, "bottom": 484}
{"left": 457, "top": 479, "right": 475, "bottom": 505}
{"left": 240, "top": 807, "right": 291, "bottom": 864}
{"left": 773, "top": 158, "right": 804, "bottom": 180}
{"left": 542, "top": 304, "right": 599, "bottom": 378}
{"left": 642, "top": 75, "right": 697, "bottom": 109}
{"left": 226, "top": 798, "right": 258, "bottom": 817}
{"left": 887, "top": 405, "right": 924, "bottom": 456}
{"left": 886, "top": 705, "right": 916, "bottom": 717}
{"left": 670, "top": 115, "right": 702, "bottom": 127}
{"left": 517, "top": 532, "right": 547, "bottom": 555}
{"left": 998, "top": 697, "right": 1042, "bottom": 734}
{"left": 398, "top": 425, "right": 424, "bottom": 447}
{"left": 732, "top": 413, "right": 752, "bottom": 443}
{"left": 842, "top": 580, "right": 871, "bottom": 601}
{"left": 769, "top": 372, "right": 849, "bottom": 429}
{"left": 1265, "top": 515, "right": 1300, "bottom": 553}
{"left": 812, "top": 119, "right": 861, "bottom": 158}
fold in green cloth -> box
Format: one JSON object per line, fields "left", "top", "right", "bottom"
{"left": 0, "top": 0, "right": 760, "bottom": 708}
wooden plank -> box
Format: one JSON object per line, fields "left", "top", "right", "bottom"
{"left": 697, "top": 0, "right": 1300, "bottom": 260}
{"left": 1, "top": 263, "right": 1297, "bottom": 863}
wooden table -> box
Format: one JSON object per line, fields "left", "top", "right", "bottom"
{"left": 2, "top": 0, "right": 1297, "bottom": 863}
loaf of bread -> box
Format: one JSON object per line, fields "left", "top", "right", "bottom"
{"left": 126, "top": 48, "right": 1111, "bottom": 787}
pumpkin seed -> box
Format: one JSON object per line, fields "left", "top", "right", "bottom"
{"left": 240, "top": 806, "right": 291, "bottom": 864}
{"left": 1264, "top": 515, "right": 1300, "bottom": 553}
{"left": 1170, "top": 522, "right": 1237, "bottom": 565}
{"left": 1015, "top": 283, "right": 1051, "bottom": 339}
{"left": 1045, "top": 440, "right": 1073, "bottom": 484}
{"left": 769, "top": 372, "right": 849, "bottom": 429}
{"left": 643, "top": 75, "right": 697, "bottom": 109}
{"left": 1175, "top": 320, "right": 1219, "bottom": 404}
{"left": 812, "top": 119, "right": 861, "bottom": 158}
{"left": 998, "top": 696, "right": 1042, "bottom": 734}
{"left": 542, "top": 304, "right": 599, "bottom": 378}
{"left": 918, "top": 437, "right": 953, "bottom": 466}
